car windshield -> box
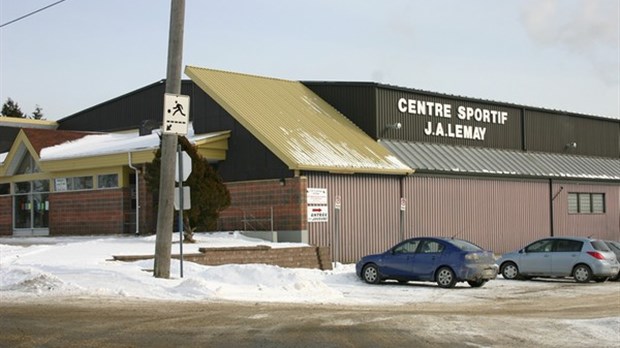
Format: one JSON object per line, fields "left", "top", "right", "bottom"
{"left": 448, "top": 239, "right": 483, "bottom": 252}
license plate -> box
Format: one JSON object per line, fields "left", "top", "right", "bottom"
{"left": 483, "top": 269, "right": 496, "bottom": 278}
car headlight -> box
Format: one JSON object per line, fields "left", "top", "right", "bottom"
{"left": 465, "top": 253, "right": 479, "bottom": 261}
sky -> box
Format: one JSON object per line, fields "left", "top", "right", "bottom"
{"left": 1, "top": 232, "right": 619, "bottom": 345}
{"left": 0, "top": 0, "right": 618, "bottom": 121}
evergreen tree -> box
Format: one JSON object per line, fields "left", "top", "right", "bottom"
{"left": 2, "top": 98, "right": 24, "bottom": 118}
{"left": 31, "top": 105, "right": 44, "bottom": 120}
{"left": 145, "top": 136, "right": 231, "bottom": 241}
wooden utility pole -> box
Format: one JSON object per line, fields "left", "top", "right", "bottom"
{"left": 154, "top": 0, "right": 185, "bottom": 278}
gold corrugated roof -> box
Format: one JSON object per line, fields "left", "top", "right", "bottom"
{"left": 185, "top": 66, "right": 412, "bottom": 175}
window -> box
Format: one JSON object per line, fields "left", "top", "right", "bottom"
{"left": 568, "top": 193, "right": 578, "bottom": 213}
{"left": 568, "top": 193, "right": 605, "bottom": 214}
{"left": 525, "top": 239, "right": 554, "bottom": 253}
{"left": 591, "top": 194, "right": 604, "bottom": 213}
{"left": 419, "top": 240, "right": 444, "bottom": 254}
{"left": 555, "top": 240, "right": 583, "bottom": 252}
{"left": 0, "top": 183, "right": 9, "bottom": 195}
{"left": 13, "top": 180, "right": 50, "bottom": 229}
{"left": 393, "top": 240, "right": 420, "bottom": 254}
{"left": 15, "top": 181, "right": 30, "bottom": 194}
{"left": 54, "top": 176, "right": 94, "bottom": 191}
{"left": 97, "top": 174, "right": 118, "bottom": 189}
{"left": 15, "top": 152, "right": 39, "bottom": 174}
{"left": 70, "top": 176, "right": 93, "bottom": 190}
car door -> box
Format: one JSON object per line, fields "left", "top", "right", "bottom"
{"left": 551, "top": 239, "right": 583, "bottom": 276}
{"left": 411, "top": 240, "right": 444, "bottom": 280}
{"left": 520, "top": 239, "right": 554, "bottom": 275}
{"left": 380, "top": 239, "right": 421, "bottom": 278}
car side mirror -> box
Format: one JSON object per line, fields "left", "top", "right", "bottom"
{"left": 519, "top": 249, "right": 525, "bottom": 254}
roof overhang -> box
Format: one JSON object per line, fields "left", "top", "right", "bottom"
{"left": 1, "top": 128, "right": 230, "bottom": 175}
{"left": 0, "top": 116, "right": 58, "bottom": 129}
{"left": 381, "top": 140, "right": 620, "bottom": 181}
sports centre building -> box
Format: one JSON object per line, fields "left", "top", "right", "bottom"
{"left": 1, "top": 66, "right": 619, "bottom": 262}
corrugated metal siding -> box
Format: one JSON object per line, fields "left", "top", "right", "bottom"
{"left": 307, "top": 173, "right": 401, "bottom": 263}
{"left": 525, "top": 110, "right": 620, "bottom": 158}
{"left": 382, "top": 140, "right": 620, "bottom": 180}
{"left": 186, "top": 66, "right": 411, "bottom": 175}
{"left": 403, "top": 175, "right": 550, "bottom": 254}
{"left": 303, "top": 83, "right": 378, "bottom": 139}
{"left": 57, "top": 81, "right": 196, "bottom": 132}
{"left": 552, "top": 182, "right": 620, "bottom": 240}
{"left": 193, "top": 90, "right": 296, "bottom": 182}
{"left": 376, "top": 88, "right": 522, "bottom": 149}
{"left": 308, "top": 173, "right": 619, "bottom": 261}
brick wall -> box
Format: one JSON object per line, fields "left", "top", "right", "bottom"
{"left": 49, "top": 188, "right": 127, "bottom": 235}
{"left": 218, "top": 177, "right": 307, "bottom": 232}
{"left": 114, "top": 245, "right": 333, "bottom": 270}
{"left": 0, "top": 196, "right": 11, "bottom": 236}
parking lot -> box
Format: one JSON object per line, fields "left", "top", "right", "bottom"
{"left": 2, "top": 234, "right": 619, "bottom": 346}
{"left": 1, "top": 278, "right": 619, "bottom": 348}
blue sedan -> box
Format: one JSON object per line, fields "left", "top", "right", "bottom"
{"left": 355, "top": 237, "right": 498, "bottom": 288}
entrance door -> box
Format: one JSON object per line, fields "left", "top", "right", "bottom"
{"left": 13, "top": 180, "right": 50, "bottom": 236}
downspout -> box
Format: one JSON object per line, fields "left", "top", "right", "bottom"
{"left": 549, "top": 181, "right": 564, "bottom": 238}
{"left": 549, "top": 179, "right": 554, "bottom": 237}
{"left": 128, "top": 153, "right": 140, "bottom": 236}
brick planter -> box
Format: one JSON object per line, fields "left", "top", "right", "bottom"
{"left": 113, "top": 245, "right": 332, "bottom": 270}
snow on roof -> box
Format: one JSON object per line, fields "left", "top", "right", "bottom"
{"left": 0, "top": 152, "right": 7, "bottom": 164}
{"left": 39, "top": 124, "right": 225, "bottom": 161}
{"left": 40, "top": 131, "right": 160, "bottom": 161}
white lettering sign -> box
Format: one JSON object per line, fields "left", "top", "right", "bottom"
{"left": 308, "top": 205, "right": 329, "bottom": 222}
{"left": 397, "top": 97, "right": 509, "bottom": 142}
{"left": 424, "top": 122, "right": 487, "bottom": 141}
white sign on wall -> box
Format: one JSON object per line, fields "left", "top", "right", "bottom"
{"left": 397, "top": 97, "right": 510, "bottom": 142}
{"left": 308, "top": 205, "right": 328, "bottom": 222}
{"left": 334, "top": 195, "right": 341, "bottom": 210}
{"left": 55, "top": 178, "right": 67, "bottom": 192}
{"left": 307, "top": 188, "right": 328, "bottom": 205}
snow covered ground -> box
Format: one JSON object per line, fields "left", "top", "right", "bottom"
{"left": 1, "top": 232, "right": 619, "bottom": 343}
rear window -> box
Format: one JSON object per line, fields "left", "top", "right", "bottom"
{"left": 590, "top": 240, "right": 611, "bottom": 251}
{"left": 449, "top": 239, "right": 483, "bottom": 252}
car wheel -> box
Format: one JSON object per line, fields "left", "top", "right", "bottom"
{"left": 467, "top": 280, "right": 487, "bottom": 288}
{"left": 501, "top": 262, "right": 519, "bottom": 280}
{"left": 436, "top": 267, "right": 456, "bottom": 288}
{"left": 612, "top": 273, "right": 620, "bottom": 282}
{"left": 573, "top": 264, "right": 592, "bottom": 283}
{"left": 362, "top": 264, "right": 381, "bottom": 284}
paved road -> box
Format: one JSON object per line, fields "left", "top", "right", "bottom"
{"left": 2, "top": 289, "right": 619, "bottom": 348}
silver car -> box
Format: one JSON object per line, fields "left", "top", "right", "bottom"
{"left": 603, "top": 241, "right": 620, "bottom": 281}
{"left": 497, "top": 237, "right": 620, "bottom": 283}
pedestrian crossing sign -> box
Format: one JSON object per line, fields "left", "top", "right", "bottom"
{"left": 163, "top": 93, "right": 190, "bottom": 135}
